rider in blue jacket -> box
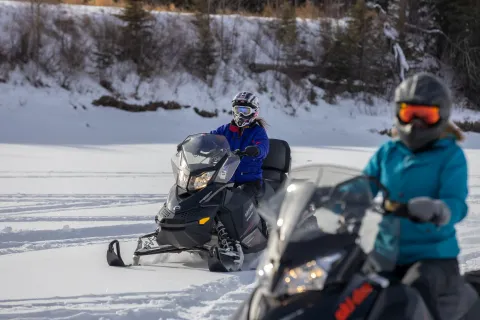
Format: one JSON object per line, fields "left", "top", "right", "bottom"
{"left": 364, "top": 72, "right": 468, "bottom": 319}
{"left": 210, "top": 91, "right": 270, "bottom": 261}
{"left": 210, "top": 91, "right": 269, "bottom": 200}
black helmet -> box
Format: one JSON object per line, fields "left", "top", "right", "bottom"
{"left": 394, "top": 72, "right": 452, "bottom": 151}
{"left": 232, "top": 91, "right": 260, "bottom": 127}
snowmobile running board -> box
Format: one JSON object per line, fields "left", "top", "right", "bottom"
{"left": 106, "top": 238, "right": 211, "bottom": 267}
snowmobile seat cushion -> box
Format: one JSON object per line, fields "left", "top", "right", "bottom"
{"left": 263, "top": 170, "right": 285, "bottom": 191}
{"left": 464, "top": 270, "right": 480, "bottom": 295}
{"left": 437, "top": 282, "right": 478, "bottom": 319}
{"left": 262, "top": 139, "right": 291, "bottom": 173}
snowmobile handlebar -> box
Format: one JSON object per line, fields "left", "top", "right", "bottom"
{"left": 233, "top": 149, "right": 248, "bottom": 157}
{"left": 380, "top": 199, "right": 448, "bottom": 225}
{"left": 342, "top": 176, "right": 448, "bottom": 225}
{"left": 233, "top": 146, "right": 259, "bottom": 158}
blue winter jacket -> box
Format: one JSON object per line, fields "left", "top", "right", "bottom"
{"left": 210, "top": 122, "right": 269, "bottom": 184}
{"left": 363, "top": 134, "right": 468, "bottom": 265}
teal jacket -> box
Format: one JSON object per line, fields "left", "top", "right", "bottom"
{"left": 363, "top": 134, "right": 468, "bottom": 265}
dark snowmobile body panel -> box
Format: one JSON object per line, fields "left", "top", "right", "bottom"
{"left": 156, "top": 184, "right": 220, "bottom": 248}
{"left": 156, "top": 182, "right": 268, "bottom": 254}
{"left": 364, "top": 284, "right": 433, "bottom": 320}
{"left": 246, "top": 280, "right": 433, "bottom": 320}
{"left": 220, "top": 187, "right": 267, "bottom": 254}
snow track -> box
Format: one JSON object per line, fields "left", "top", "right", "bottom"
{"left": 2, "top": 144, "right": 480, "bottom": 319}
{"left": 0, "top": 193, "right": 165, "bottom": 215}
{"left": 0, "top": 145, "right": 259, "bottom": 319}
{"left": 0, "top": 193, "right": 166, "bottom": 256}
{"left": 0, "top": 274, "right": 255, "bottom": 320}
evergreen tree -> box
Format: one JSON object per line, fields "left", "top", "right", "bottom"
{"left": 276, "top": 0, "right": 297, "bottom": 66}
{"left": 190, "top": 0, "right": 218, "bottom": 84}
{"left": 115, "top": 0, "right": 153, "bottom": 69}
{"left": 434, "top": 0, "right": 480, "bottom": 104}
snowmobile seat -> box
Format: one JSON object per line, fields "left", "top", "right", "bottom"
{"left": 262, "top": 139, "right": 291, "bottom": 191}
{"left": 435, "top": 281, "right": 478, "bottom": 319}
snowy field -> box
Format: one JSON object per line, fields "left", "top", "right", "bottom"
{"left": 2, "top": 141, "right": 480, "bottom": 319}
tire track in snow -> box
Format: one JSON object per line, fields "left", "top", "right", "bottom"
{"left": 0, "top": 223, "right": 154, "bottom": 255}
{"left": 0, "top": 215, "right": 153, "bottom": 223}
{"left": 0, "top": 273, "right": 256, "bottom": 320}
{"left": 0, "top": 235, "right": 140, "bottom": 256}
{"left": 0, "top": 194, "right": 166, "bottom": 215}
{"left": 0, "top": 170, "right": 172, "bottom": 179}
{"left": 0, "top": 194, "right": 165, "bottom": 255}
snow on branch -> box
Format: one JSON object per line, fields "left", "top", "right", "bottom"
{"left": 383, "top": 22, "right": 409, "bottom": 80}
{"left": 405, "top": 23, "right": 444, "bottom": 35}
{"left": 393, "top": 43, "right": 409, "bottom": 80}
{"left": 366, "top": 1, "right": 387, "bottom": 15}
{"left": 383, "top": 22, "right": 398, "bottom": 40}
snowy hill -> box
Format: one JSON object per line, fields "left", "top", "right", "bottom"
{"left": 1, "top": 1, "right": 480, "bottom": 146}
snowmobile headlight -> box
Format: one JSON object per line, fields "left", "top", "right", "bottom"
{"left": 177, "top": 168, "right": 189, "bottom": 189}
{"left": 188, "top": 171, "right": 215, "bottom": 191}
{"left": 272, "top": 252, "right": 343, "bottom": 297}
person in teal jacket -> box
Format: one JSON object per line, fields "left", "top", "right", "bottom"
{"left": 363, "top": 72, "right": 468, "bottom": 319}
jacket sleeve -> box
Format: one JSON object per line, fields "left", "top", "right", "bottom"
{"left": 252, "top": 127, "right": 269, "bottom": 160}
{"left": 362, "top": 144, "right": 385, "bottom": 197}
{"left": 439, "top": 146, "right": 468, "bottom": 224}
{"left": 210, "top": 124, "right": 226, "bottom": 135}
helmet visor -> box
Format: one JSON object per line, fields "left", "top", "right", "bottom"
{"left": 233, "top": 105, "right": 256, "bottom": 116}
{"left": 398, "top": 103, "right": 440, "bottom": 125}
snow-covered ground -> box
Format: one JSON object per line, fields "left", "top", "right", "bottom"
{"left": 2, "top": 72, "right": 480, "bottom": 320}
{"left": 2, "top": 135, "right": 480, "bottom": 319}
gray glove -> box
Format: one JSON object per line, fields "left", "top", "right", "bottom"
{"left": 407, "top": 197, "right": 451, "bottom": 226}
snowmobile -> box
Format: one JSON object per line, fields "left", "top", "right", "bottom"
{"left": 106, "top": 133, "right": 291, "bottom": 272}
{"left": 232, "top": 164, "right": 480, "bottom": 319}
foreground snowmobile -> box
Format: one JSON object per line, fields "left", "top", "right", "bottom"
{"left": 107, "top": 133, "right": 291, "bottom": 272}
{"left": 232, "top": 164, "right": 480, "bottom": 319}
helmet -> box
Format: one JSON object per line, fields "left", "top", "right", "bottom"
{"left": 231, "top": 91, "right": 260, "bottom": 127}
{"left": 394, "top": 72, "right": 452, "bottom": 151}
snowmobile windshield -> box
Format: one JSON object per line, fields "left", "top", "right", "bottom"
{"left": 256, "top": 164, "right": 383, "bottom": 287}
{"left": 179, "top": 134, "right": 231, "bottom": 172}
{"left": 259, "top": 164, "right": 378, "bottom": 243}
{"left": 171, "top": 134, "right": 238, "bottom": 192}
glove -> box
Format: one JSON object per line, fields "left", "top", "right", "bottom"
{"left": 244, "top": 145, "right": 260, "bottom": 157}
{"left": 407, "top": 197, "right": 451, "bottom": 226}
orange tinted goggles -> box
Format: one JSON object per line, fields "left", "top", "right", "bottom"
{"left": 398, "top": 103, "right": 440, "bottom": 125}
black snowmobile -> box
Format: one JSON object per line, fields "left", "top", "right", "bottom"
{"left": 232, "top": 164, "right": 480, "bottom": 319}
{"left": 106, "top": 133, "right": 291, "bottom": 272}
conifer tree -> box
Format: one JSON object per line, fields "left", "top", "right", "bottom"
{"left": 115, "top": 0, "right": 153, "bottom": 67}
{"left": 190, "top": 0, "right": 217, "bottom": 84}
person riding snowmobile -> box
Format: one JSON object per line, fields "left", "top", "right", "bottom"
{"left": 364, "top": 72, "right": 468, "bottom": 320}
{"left": 210, "top": 91, "right": 269, "bottom": 200}
{"left": 209, "top": 91, "right": 270, "bottom": 263}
